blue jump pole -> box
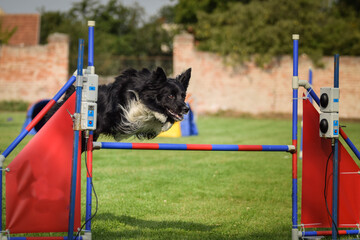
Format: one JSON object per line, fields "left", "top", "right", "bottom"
{"left": 68, "top": 39, "right": 84, "bottom": 240}
{"left": 88, "top": 21, "right": 95, "bottom": 68}
{"left": 291, "top": 34, "right": 299, "bottom": 240}
{"left": 332, "top": 54, "right": 340, "bottom": 240}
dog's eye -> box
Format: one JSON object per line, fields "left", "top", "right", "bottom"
{"left": 168, "top": 95, "right": 175, "bottom": 100}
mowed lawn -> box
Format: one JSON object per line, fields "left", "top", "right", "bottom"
{"left": 1, "top": 111, "right": 360, "bottom": 239}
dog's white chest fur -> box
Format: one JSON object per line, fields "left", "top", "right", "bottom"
{"left": 114, "top": 99, "right": 172, "bottom": 141}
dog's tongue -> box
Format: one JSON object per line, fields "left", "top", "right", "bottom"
{"left": 167, "top": 108, "right": 183, "bottom": 121}
{"left": 175, "top": 114, "right": 183, "bottom": 121}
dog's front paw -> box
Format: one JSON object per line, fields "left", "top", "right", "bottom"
{"left": 161, "top": 122, "right": 173, "bottom": 131}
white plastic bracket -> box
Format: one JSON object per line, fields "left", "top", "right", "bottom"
{"left": 288, "top": 145, "right": 296, "bottom": 153}
{"left": 0, "top": 155, "right": 5, "bottom": 168}
{"left": 92, "top": 142, "right": 102, "bottom": 150}
{"left": 82, "top": 231, "right": 92, "bottom": 240}
{"left": 73, "top": 113, "right": 81, "bottom": 131}
{"left": 87, "top": 66, "right": 95, "bottom": 75}
{"left": 298, "top": 80, "right": 311, "bottom": 90}
{"left": 292, "top": 34, "right": 299, "bottom": 40}
{"left": 292, "top": 76, "right": 299, "bottom": 89}
{"left": 292, "top": 228, "right": 300, "bottom": 240}
{"left": 73, "top": 69, "right": 87, "bottom": 77}
{"left": 88, "top": 21, "right": 95, "bottom": 27}
{"left": 0, "top": 229, "right": 10, "bottom": 240}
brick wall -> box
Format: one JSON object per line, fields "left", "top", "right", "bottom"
{"left": 173, "top": 33, "right": 360, "bottom": 119}
{"left": 0, "top": 14, "right": 40, "bottom": 46}
{"left": 0, "top": 33, "right": 69, "bottom": 102}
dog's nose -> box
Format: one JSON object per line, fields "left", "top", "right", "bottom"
{"left": 182, "top": 105, "right": 190, "bottom": 114}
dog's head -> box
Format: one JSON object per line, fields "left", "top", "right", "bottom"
{"left": 139, "top": 67, "right": 192, "bottom": 123}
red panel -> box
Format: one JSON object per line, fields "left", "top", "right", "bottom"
{"left": 301, "top": 99, "right": 360, "bottom": 228}
{"left": 6, "top": 94, "right": 81, "bottom": 233}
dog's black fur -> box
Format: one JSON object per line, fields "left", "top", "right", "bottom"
{"left": 36, "top": 67, "right": 191, "bottom": 143}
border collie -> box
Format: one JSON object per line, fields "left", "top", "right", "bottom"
{"left": 37, "top": 67, "right": 191, "bottom": 142}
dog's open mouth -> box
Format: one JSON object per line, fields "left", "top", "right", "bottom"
{"left": 167, "top": 108, "right": 184, "bottom": 121}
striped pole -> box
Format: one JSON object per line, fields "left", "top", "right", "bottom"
{"left": 7, "top": 236, "right": 84, "bottom": 240}
{"left": 68, "top": 39, "right": 84, "bottom": 240}
{"left": 301, "top": 229, "right": 360, "bottom": 237}
{"left": 94, "top": 142, "right": 295, "bottom": 152}
{"left": 339, "top": 128, "right": 360, "bottom": 160}
{"left": 291, "top": 34, "right": 299, "bottom": 239}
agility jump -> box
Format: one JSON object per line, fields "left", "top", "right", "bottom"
{"left": 1, "top": 21, "right": 360, "bottom": 240}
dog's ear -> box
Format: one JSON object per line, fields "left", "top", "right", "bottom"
{"left": 176, "top": 68, "right": 191, "bottom": 91}
{"left": 149, "top": 67, "right": 167, "bottom": 86}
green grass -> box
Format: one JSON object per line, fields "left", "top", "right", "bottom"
{"left": 1, "top": 112, "right": 360, "bottom": 239}
{"left": 0, "top": 100, "right": 29, "bottom": 112}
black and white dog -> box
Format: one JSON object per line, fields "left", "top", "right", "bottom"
{"left": 37, "top": 67, "right": 191, "bottom": 142}
{"left": 95, "top": 67, "right": 191, "bottom": 141}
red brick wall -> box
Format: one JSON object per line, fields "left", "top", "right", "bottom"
{"left": 0, "top": 33, "right": 69, "bottom": 102}
{"left": 174, "top": 33, "right": 360, "bottom": 119}
{"left": 0, "top": 14, "right": 40, "bottom": 46}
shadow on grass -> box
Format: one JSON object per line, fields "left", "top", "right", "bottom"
{"left": 93, "top": 213, "right": 234, "bottom": 239}
{"left": 96, "top": 213, "right": 215, "bottom": 230}
{"left": 92, "top": 213, "right": 291, "bottom": 239}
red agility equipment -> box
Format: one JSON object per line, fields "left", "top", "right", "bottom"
{"left": 6, "top": 94, "right": 81, "bottom": 234}
{"left": 301, "top": 99, "right": 360, "bottom": 228}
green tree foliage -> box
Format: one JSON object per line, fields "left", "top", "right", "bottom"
{"left": 175, "top": 0, "right": 360, "bottom": 67}
{"left": 175, "top": 0, "right": 242, "bottom": 26}
{"left": 0, "top": 20, "right": 17, "bottom": 45}
{"left": 40, "top": 0, "right": 176, "bottom": 75}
